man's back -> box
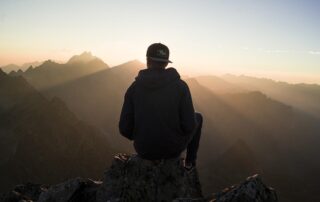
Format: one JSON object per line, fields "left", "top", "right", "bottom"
{"left": 119, "top": 67, "right": 196, "bottom": 160}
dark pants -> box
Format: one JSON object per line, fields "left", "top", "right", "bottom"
{"left": 185, "top": 112, "right": 203, "bottom": 165}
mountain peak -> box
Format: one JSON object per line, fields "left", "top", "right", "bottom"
{"left": 26, "top": 66, "right": 34, "bottom": 73}
{"left": 80, "top": 51, "right": 93, "bottom": 56}
{"left": 0, "top": 64, "right": 20, "bottom": 73}
{"left": 0, "top": 68, "right": 7, "bottom": 78}
{"left": 67, "top": 51, "right": 98, "bottom": 64}
{"left": 17, "top": 69, "right": 23, "bottom": 74}
{"left": 42, "top": 60, "right": 58, "bottom": 66}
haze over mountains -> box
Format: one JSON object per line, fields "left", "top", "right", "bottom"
{"left": 0, "top": 62, "right": 43, "bottom": 73}
{"left": 0, "top": 68, "right": 112, "bottom": 191}
{"left": 2, "top": 52, "right": 320, "bottom": 202}
{"left": 8, "top": 52, "right": 109, "bottom": 90}
{"left": 197, "top": 75, "right": 320, "bottom": 118}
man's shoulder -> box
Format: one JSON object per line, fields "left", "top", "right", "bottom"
{"left": 125, "top": 81, "right": 137, "bottom": 95}
{"left": 176, "top": 79, "right": 190, "bottom": 91}
{"left": 128, "top": 81, "right": 138, "bottom": 89}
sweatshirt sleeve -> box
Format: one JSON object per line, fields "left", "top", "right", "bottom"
{"left": 119, "top": 83, "right": 135, "bottom": 140}
{"left": 179, "top": 82, "right": 196, "bottom": 136}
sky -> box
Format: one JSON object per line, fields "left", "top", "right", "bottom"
{"left": 0, "top": 0, "right": 319, "bottom": 83}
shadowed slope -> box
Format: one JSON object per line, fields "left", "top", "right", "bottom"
{"left": 0, "top": 72, "right": 113, "bottom": 192}
{"left": 40, "top": 64, "right": 320, "bottom": 202}
{"left": 45, "top": 60, "right": 144, "bottom": 152}
{"left": 196, "top": 75, "right": 246, "bottom": 94}
{"left": 186, "top": 79, "right": 320, "bottom": 202}
{"left": 222, "top": 74, "right": 320, "bottom": 118}
{"left": 200, "top": 139, "right": 262, "bottom": 193}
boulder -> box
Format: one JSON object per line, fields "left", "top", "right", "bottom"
{"left": 96, "top": 154, "right": 203, "bottom": 202}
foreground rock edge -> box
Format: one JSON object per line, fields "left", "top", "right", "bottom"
{"left": 0, "top": 154, "right": 278, "bottom": 202}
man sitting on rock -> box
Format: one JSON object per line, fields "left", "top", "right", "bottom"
{"left": 119, "top": 43, "right": 203, "bottom": 170}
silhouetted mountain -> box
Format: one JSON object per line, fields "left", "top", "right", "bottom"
{"left": 0, "top": 64, "right": 20, "bottom": 73}
{"left": 9, "top": 52, "right": 109, "bottom": 90}
{"left": 196, "top": 75, "right": 246, "bottom": 94}
{"left": 21, "top": 61, "right": 43, "bottom": 69}
{"left": 42, "top": 61, "right": 320, "bottom": 201}
{"left": 3, "top": 56, "right": 320, "bottom": 202}
{"left": 220, "top": 74, "right": 320, "bottom": 118}
{"left": 1, "top": 62, "right": 43, "bottom": 73}
{"left": 200, "top": 139, "right": 262, "bottom": 194}
{"left": 189, "top": 79, "right": 320, "bottom": 200}
{"left": 67, "top": 51, "right": 97, "bottom": 64}
{"left": 45, "top": 60, "right": 144, "bottom": 152}
{"left": 0, "top": 73, "right": 113, "bottom": 192}
{"left": 25, "top": 65, "right": 34, "bottom": 73}
{"left": 0, "top": 68, "right": 6, "bottom": 77}
{"left": 216, "top": 139, "right": 261, "bottom": 174}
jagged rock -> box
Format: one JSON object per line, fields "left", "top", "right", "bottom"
{"left": 38, "top": 178, "right": 101, "bottom": 202}
{"left": 96, "top": 154, "right": 203, "bottom": 202}
{"left": 0, "top": 154, "right": 278, "bottom": 202}
{"left": 209, "top": 174, "right": 278, "bottom": 202}
{"left": 0, "top": 183, "right": 48, "bottom": 202}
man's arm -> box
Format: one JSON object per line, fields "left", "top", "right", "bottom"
{"left": 179, "top": 82, "right": 196, "bottom": 136}
{"left": 119, "top": 83, "right": 135, "bottom": 140}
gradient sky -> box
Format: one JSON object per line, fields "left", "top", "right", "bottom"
{"left": 0, "top": 0, "right": 319, "bottom": 83}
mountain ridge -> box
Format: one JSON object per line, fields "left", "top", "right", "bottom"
{"left": 9, "top": 52, "right": 110, "bottom": 90}
{"left": 2, "top": 55, "right": 320, "bottom": 201}
{"left": 0, "top": 72, "right": 113, "bottom": 192}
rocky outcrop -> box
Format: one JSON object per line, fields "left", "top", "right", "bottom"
{"left": 210, "top": 174, "right": 278, "bottom": 202}
{"left": 96, "top": 154, "right": 202, "bottom": 201}
{"left": 38, "top": 178, "right": 101, "bottom": 202}
{"left": 0, "top": 183, "right": 48, "bottom": 201}
{"left": 0, "top": 154, "right": 278, "bottom": 202}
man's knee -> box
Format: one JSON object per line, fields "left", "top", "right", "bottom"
{"left": 195, "top": 112, "right": 203, "bottom": 126}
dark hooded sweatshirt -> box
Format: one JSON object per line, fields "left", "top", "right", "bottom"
{"left": 119, "top": 67, "right": 196, "bottom": 160}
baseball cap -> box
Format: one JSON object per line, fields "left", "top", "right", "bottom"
{"left": 146, "top": 43, "right": 172, "bottom": 63}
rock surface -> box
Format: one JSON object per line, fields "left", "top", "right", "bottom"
{"left": 0, "top": 183, "right": 48, "bottom": 201}
{"left": 0, "top": 154, "right": 278, "bottom": 202}
{"left": 210, "top": 174, "right": 278, "bottom": 202}
{"left": 96, "top": 154, "right": 203, "bottom": 202}
{"left": 38, "top": 178, "right": 101, "bottom": 202}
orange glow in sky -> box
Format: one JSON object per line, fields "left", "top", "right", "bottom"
{"left": 1, "top": 0, "right": 320, "bottom": 83}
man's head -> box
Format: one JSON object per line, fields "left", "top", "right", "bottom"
{"left": 146, "top": 43, "right": 172, "bottom": 69}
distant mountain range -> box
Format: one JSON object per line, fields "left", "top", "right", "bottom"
{"left": 0, "top": 61, "right": 43, "bottom": 73}
{"left": 0, "top": 69, "right": 113, "bottom": 192}
{"left": 39, "top": 56, "right": 320, "bottom": 201}
{"left": 45, "top": 59, "right": 144, "bottom": 151}
{"left": 197, "top": 75, "right": 320, "bottom": 118}
{"left": 1, "top": 52, "right": 320, "bottom": 201}
{"left": 8, "top": 52, "right": 109, "bottom": 90}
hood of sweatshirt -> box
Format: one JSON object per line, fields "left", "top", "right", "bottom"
{"left": 135, "top": 67, "right": 180, "bottom": 89}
